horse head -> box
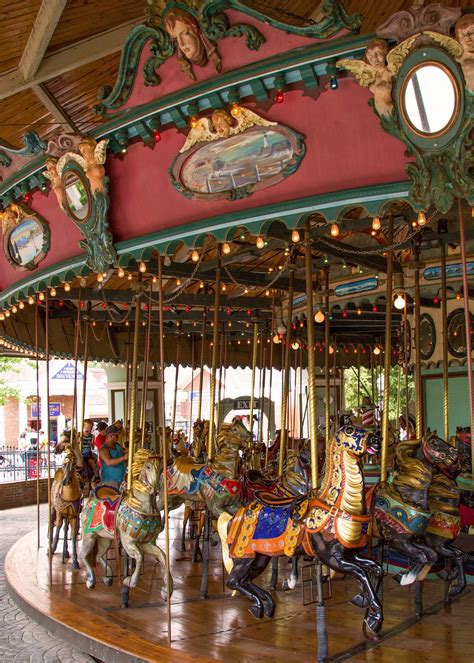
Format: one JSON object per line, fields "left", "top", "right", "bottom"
{"left": 217, "top": 417, "right": 253, "bottom": 451}
{"left": 61, "top": 445, "right": 77, "bottom": 487}
{"left": 422, "top": 429, "right": 459, "bottom": 477}
{"left": 335, "top": 425, "right": 380, "bottom": 457}
{"left": 132, "top": 448, "right": 163, "bottom": 495}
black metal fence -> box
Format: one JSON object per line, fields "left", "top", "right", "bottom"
{"left": 0, "top": 446, "right": 62, "bottom": 483}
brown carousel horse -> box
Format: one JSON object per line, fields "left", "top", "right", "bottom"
{"left": 218, "top": 425, "right": 384, "bottom": 638}
{"left": 50, "top": 433, "right": 83, "bottom": 569}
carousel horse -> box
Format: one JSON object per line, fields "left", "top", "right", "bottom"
{"left": 50, "top": 434, "right": 83, "bottom": 569}
{"left": 372, "top": 430, "right": 458, "bottom": 586}
{"left": 218, "top": 425, "right": 384, "bottom": 639}
{"left": 81, "top": 448, "right": 172, "bottom": 606}
{"left": 180, "top": 419, "right": 209, "bottom": 557}
{"left": 423, "top": 430, "right": 471, "bottom": 599}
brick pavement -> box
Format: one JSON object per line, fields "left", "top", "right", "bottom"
{"left": 0, "top": 503, "right": 95, "bottom": 663}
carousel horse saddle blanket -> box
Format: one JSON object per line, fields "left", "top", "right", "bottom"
{"left": 83, "top": 486, "right": 121, "bottom": 535}
{"left": 167, "top": 462, "right": 241, "bottom": 498}
{"left": 374, "top": 486, "right": 430, "bottom": 536}
{"left": 228, "top": 499, "right": 309, "bottom": 558}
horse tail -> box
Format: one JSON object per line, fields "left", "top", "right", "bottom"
{"left": 217, "top": 512, "right": 233, "bottom": 575}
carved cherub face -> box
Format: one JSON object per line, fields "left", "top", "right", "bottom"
{"left": 456, "top": 14, "right": 474, "bottom": 54}
{"left": 211, "top": 110, "right": 233, "bottom": 137}
{"left": 78, "top": 140, "right": 95, "bottom": 161}
{"left": 365, "top": 40, "right": 389, "bottom": 68}
{"left": 165, "top": 10, "right": 204, "bottom": 63}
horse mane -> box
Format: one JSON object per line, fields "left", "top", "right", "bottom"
{"left": 391, "top": 438, "right": 430, "bottom": 492}
{"left": 131, "top": 448, "right": 153, "bottom": 481}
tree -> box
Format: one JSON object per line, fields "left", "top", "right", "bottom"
{"left": 0, "top": 357, "right": 23, "bottom": 405}
{"left": 343, "top": 365, "right": 415, "bottom": 421}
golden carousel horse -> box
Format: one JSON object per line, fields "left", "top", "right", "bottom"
{"left": 50, "top": 434, "right": 83, "bottom": 569}
{"left": 81, "top": 448, "right": 171, "bottom": 607}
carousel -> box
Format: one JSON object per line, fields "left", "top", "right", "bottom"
{"left": 1, "top": 0, "right": 474, "bottom": 661}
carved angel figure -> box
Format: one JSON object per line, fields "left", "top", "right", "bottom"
{"left": 0, "top": 205, "right": 20, "bottom": 234}
{"left": 425, "top": 14, "right": 474, "bottom": 93}
{"left": 337, "top": 35, "right": 418, "bottom": 116}
{"left": 57, "top": 138, "right": 109, "bottom": 195}
{"left": 179, "top": 106, "right": 277, "bottom": 153}
{"left": 43, "top": 157, "right": 66, "bottom": 211}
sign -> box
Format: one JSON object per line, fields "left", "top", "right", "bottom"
{"left": 52, "top": 361, "right": 84, "bottom": 380}
{"left": 190, "top": 391, "right": 210, "bottom": 402}
{"left": 31, "top": 402, "right": 61, "bottom": 418}
{"left": 234, "top": 398, "right": 260, "bottom": 410}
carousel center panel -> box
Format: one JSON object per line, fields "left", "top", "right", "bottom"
{"left": 5, "top": 512, "right": 474, "bottom": 663}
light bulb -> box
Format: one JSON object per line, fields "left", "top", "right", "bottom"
{"left": 0, "top": 313, "right": 4, "bottom": 321}
{"left": 222, "top": 283, "right": 227, "bottom": 292}
{"left": 18, "top": 302, "right": 24, "bottom": 310}
{"left": 191, "top": 249, "right": 199, "bottom": 262}
{"left": 394, "top": 294, "right": 406, "bottom": 310}
{"left": 152, "top": 276, "right": 157, "bottom": 283}
{"left": 373, "top": 346, "right": 381, "bottom": 355}
{"left": 291, "top": 340, "right": 300, "bottom": 350}
{"left": 328, "top": 345, "right": 334, "bottom": 355}
{"left": 265, "top": 289, "right": 270, "bottom": 297}
{"left": 417, "top": 211, "right": 427, "bottom": 226}
{"left": 5, "top": 310, "right": 10, "bottom": 317}
{"left": 118, "top": 267, "right": 125, "bottom": 278}
{"left": 372, "top": 216, "right": 381, "bottom": 231}
{"left": 330, "top": 223, "right": 339, "bottom": 237}
{"left": 244, "top": 286, "right": 249, "bottom": 294}
{"left": 50, "top": 288, "right": 56, "bottom": 297}
{"left": 273, "top": 334, "right": 281, "bottom": 344}
{"left": 28, "top": 296, "right": 34, "bottom": 305}
{"left": 314, "top": 310, "right": 325, "bottom": 323}
{"left": 222, "top": 242, "right": 231, "bottom": 254}
{"left": 291, "top": 229, "right": 300, "bottom": 243}
{"left": 139, "top": 261, "right": 146, "bottom": 273}
{"left": 64, "top": 283, "right": 71, "bottom": 292}
{"left": 176, "top": 278, "right": 181, "bottom": 286}
{"left": 11, "top": 305, "right": 17, "bottom": 313}
{"left": 199, "top": 281, "right": 204, "bottom": 288}
{"left": 38, "top": 292, "right": 45, "bottom": 301}
{"left": 456, "top": 291, "right": 461, "bottom": 300}
{"left": 97, "top": 273, "right": 104, "bottom": 283}
{"left": 256, "top": 236, "right": 265, "bottom": 249}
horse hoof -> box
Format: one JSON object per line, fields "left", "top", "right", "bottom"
{"left": 249, "top": 604, "right": 264, "bottom": 620}
{"left": 103, "top": 577, "right": 113, "bottom": 587}
{"left": 86, "top": 579, "right": 95, "bottom": 590}
{"left": 263, "top": 602, "right": 276, "bottom": 618}
{"left": 71, "top": 561, "right": 80, "bottom": 570}
{"left": 363, "top": 613, "right": 381, "bottom": 641}
{"left": 351, "top": 593, "right": 368, "bottom": 609}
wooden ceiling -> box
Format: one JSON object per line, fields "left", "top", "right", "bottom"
{"left": 0, "top": 0, "right": 470, "bottom": 148}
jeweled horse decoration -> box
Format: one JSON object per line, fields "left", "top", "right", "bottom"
{"left": 50, "top": 435, "right": 83, "bottom": 569}
{"left": 218, "top": 425, "right": 384, "bottom": 638}
{"left": 81, "top": 449, "right": 172, "bottom": 606}
{"left": 373, "top": 430, "right": 458, "bottom": 585}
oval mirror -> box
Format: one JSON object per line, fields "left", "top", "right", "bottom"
{"left": 7, "top": 218, "right": 47, "bottom": 268}
{"left": 402, "top": 63, "right": 458, "bottom": 136}
{"left": 63, "top": 170, "right": 90, "bottom": 222}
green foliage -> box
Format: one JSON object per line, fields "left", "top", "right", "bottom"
{"left": 0, "top": 357, "right": 22, "bottom": 405}
{"left": 344, "top": 366, "right": 415, "bottom": 421}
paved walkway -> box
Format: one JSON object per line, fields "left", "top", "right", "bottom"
{"left": 0, "top": 503, "right": 95, "bottom": 663}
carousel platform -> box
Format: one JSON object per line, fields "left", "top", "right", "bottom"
{"left": 5, "top": 518, "right": 474, "bottom": 663}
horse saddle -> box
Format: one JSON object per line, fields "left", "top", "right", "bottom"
{"left": 92, "top": 484, "right": 121, "bottom": 532}
{"left": 254, "top": 490, "right": 309, "bottom": 523}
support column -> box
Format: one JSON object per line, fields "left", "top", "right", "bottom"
{"left": 381, "top": 216, "right": 393, "bottom": 483}
{"left": 304, "top": 222, "right": 318, "bottom": 488}
{"left": 440, "top": 244, "right": 449, "bottom": 441}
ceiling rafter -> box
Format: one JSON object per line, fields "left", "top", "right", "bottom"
{"left": 31, "top": 83, "right": 78, "bottom": 133}
{"left": 19, "top": 0, "right": 68, "bottom": 82}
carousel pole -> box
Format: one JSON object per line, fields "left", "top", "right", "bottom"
{"left": 357, "top": 345, "right": 361, "bottom": 407}
{"left": 45, "top": 292, "right": 52, "bottom": 586}
{"left": 299, "top": 345, "right": 303, "bottom": 439}
{"left": 457, "top": 200, "right": 474, "bottom": 467}
{"left": 208, "top": 249, "right": 221, "bottom": 462}
{"left": 126, "top": 294, "right": 141, "bottom": 490}
{"left": 265, "top": 297, "right": 276, "bottom": 465}
{"left": 305, "top": 224, "right": 318, "bottom": 487}
{"left": 35, "top": 297, "right": 40, "bottom": 549}
{"left": 259, "top": 328, "right": 267, "bottom": 443}
{"left": 381, "top": 216, "right": 394, "bottom": 483}
{"left": 170, "top": 332, "right": 181, "bottom": 436}
{"left": 71, "top": 288, "right": 82, "bottom": 439}
{"left": 279, "top": 268, "right": 294, "bottom": 478}
{"left": 292, "top": 348, "right": 298, "bottom": 444}
{"left": 414, "top": 251, "right": 423, "bottom": 439}
{"left": 197, "top": 313, "right": 206, "bottom": 421}
{"left": 189, "top": 332, "right": 195, "bottom": 438}
{"left": 216, "top": 324, "right": 225, "bottom": 428}
{"left": 123, "top": 325, "right": 131, "bottom": 431}
{"left": 157, "top": 253, "right": 172, "bottom": 644}
{"left": 80, "top": 318, "right": 89, "bottom": 436}
{"left": 140, "top": 281, "right": 153, "bottom": 447}
{"left": 324, "top": 267, "right": 331, "bottom": 448}
{"left": 440, "top": 244, "right": 449, "bottom": 441}
{"left": 249, "top": 321, "right": 258, "bottom": 437}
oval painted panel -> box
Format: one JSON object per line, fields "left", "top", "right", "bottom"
{"left": 7, "top": 218, "right": 47, "bottom": 268}
{"left": 180, "top": 126, "right": 295, "bottom": 195}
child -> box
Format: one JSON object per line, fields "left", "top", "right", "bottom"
{"left": 359, "top": 396, "right": 376, "bottom": 429}
{"left": 80, "top": 419, "right": 98, "bottom": 481}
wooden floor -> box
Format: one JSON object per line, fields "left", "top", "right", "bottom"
{"left": 5, "top": 514, "right": 474, "bottom": 663}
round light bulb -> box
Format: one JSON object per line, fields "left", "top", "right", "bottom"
{"left": 372, "top": 216, "right": 381, "bottom": 231}
{"left": 373, "top": 346, "right": 381, "bottom": 356}
{"left": 199, "top": 281, "right": 204, "bottom": 288}
{"left": 139, "top": 261, "right": 147, "bottom": 273}
{"left": 191, "top": 249, "right": 199, "bottom": 262}
{"left": 64, "top": 283, "right": 71, "bottom": 292}
{"left": 221, "top": 283, "right": 227, "bottom": 292}
{"left": 38, "top": 292, "right": 45, "bottom": 301}
{"left": 328, "top": 345, "right": 334, "bottom": 355}
{"left": 50, "top": 287, "right": 56, "bottom": 297}
{"left": 18, "top": 302, "right": 24, "bottom": 310}
{"left": 314, "top": 310, "right": 325, "bottom": 323}
{"left": 330, "top": 223, "right": 339, "bottom": 237}
{"left": 417, "top": 211, "right": 427, "bottom": 226}
{"left": 222, "top": 242, "right": 231, "bottom": 255}
{"left": 118, "top": 267, "right": 125, "bottom": 278}
{"left": 97, "top": 273, "right": 104, "bottom": 283}
{"left": 273, "top": 334, "right": 281, "bottom": 344}
{"left": 394, "top": 294, "right": 406, "bottom": 310}
{"left": 0, "top": 313, "right": 4, "bottom": 321}
{"left": 256, "top": 236, "right": 265, "bottom": 249}
{"left": 291, "top": 340, "right": 300, "bottom": 350}
{"left": 11, "top": 305, "right": 17, "bottom": 314}
{"left": 127, "top": 273, "right": 133, "bottom": 281}
{"left": 291, "top": 229, "right": 300, "bottom": 243}
{"left": 28, "top": 296, "right": 34, "bottom": 305}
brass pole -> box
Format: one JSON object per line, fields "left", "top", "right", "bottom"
{"left": 45, "top": 292, "right": 52, "bottom": 586}
{"left": 265, "top": 296, "right": 276, "bottom": 465}
{"left": 381, "top": 216, "right": 394, "bottom": 483}
{"left": 249, "top": 321, "right": 258, "bottom": 436}
{"left": 292, "top": 348, "right": 298, "bottom": 444}
{"left": 356, "top": 345, "right": 361, "bottom": 406}
{"left": 440, "top": 244, "right": 449, "bottom": 441}
{"left": 396, "top": 363, "right": 401, "bottom": 432}
{"left": 171, "top": 333, "right": 181, "bottom": 435}
{"left": 123, "top": 325, "right": 131, "bottom": 431}
{"left": 457, "top": 199, "right": 474, "bottom": 472}
{"left": 126, "top": 295, "right": 141, "bottom": 490}
{"left": 299, "top": 345, "right": 303, "bottom": 439}
{"left": 80, "top": 320, "right": 89, "bottom": 444}
{"left": 71, "top": 288, "right": 81, "bottom": 439}
{"left": 157, "top": 253, "right": 172, "bottom": 645}
{"left": 403, "top": 305, "right": 410, "bottom": 437}
{"left": 208, "top": 251, "right": 221, "bottom": 461}
{"left": 414, "top": 257, "right": 423, "bottom": 438}
{"left": 189, "top": 332, "right": 195, "bottom": 438}
{"left": 305, "top": 224, "right": 318, "bottom": 488}
{"left": 259, "top": 329, "right": 267, "bottom": 443}
{"left": 140, "top": 282, "right": 153, "bottom": 447}
{"left": 197, "top": 314, "right": 206, "bottom": 420}
{"left": 279, "top": 268, "right": 294, "bottom": 478}
{"left": 35, "top": 297, "right": 40, "bottom": 549}
{"left": 216, "top": 324, "right": 225, "bottom": 428}
{"left": 324, "top": 267, "right": 331, "bottom": 448}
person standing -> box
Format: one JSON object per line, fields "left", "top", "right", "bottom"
{"left": 94, "top": 421, "right": 108, "bottom": 468}
{"left": 99, "top": 425, "right": 128, "bottom": 488}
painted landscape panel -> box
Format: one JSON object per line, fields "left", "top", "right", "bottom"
{"left": 8, "top": 219, "right": 46, "bottom": 267}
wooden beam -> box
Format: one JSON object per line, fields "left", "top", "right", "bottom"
{"left": 31, "top": 83, "right": 78, "bottom": 133}
{"left": 0, "top": 18, "right": 143, "bottom": 101}
{"left": 19, "top": 0, "right": 67, "bottom": 82}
